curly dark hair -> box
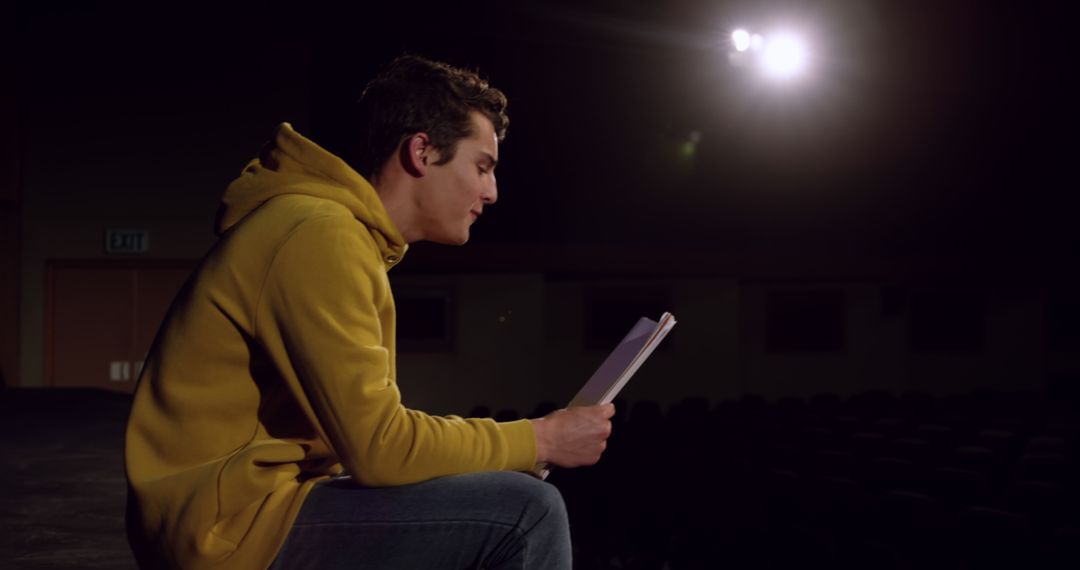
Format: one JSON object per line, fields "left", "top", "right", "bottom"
{"left": 350, "top": 55, "right": 509, "bottom": 180}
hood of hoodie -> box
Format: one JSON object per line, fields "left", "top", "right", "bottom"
{"left": 216, "top": 122, "right": 407, "bottom": 265}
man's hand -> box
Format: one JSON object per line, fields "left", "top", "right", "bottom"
{"left": 529, "top": 403, "right": 615, "bottom": 468}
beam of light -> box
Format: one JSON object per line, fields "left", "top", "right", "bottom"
{"left": 761, "top": 33, "right": 808, "bottom": 79}
{"left": 732, "top": 29, "right": 751, "bottom": 52}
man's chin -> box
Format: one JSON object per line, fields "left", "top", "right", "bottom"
{"left": 428, "top": 232, "right": 470, "bottom": 246}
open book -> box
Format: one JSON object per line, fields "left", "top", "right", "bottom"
{"left": 537, "top": 312, "right": 677, "bottom": 479}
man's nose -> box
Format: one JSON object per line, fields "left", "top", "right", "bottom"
{"left": 482, "top": 178, "right": 498, "bottom": 205}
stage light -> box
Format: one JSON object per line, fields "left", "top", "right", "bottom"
{"left": 726, "top": 26, "right": 811, "bottom": 81}
{"left": 761, "top": 33, "right": 808, "bottom": 79}
{"left": 732, "top": 29, "right": 751, "bottom": 52}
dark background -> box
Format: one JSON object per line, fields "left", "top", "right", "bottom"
{"left": 14, "top": 0, "right": 1078, "bottom": 259}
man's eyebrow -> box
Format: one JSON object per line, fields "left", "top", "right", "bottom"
{"left": 479, "top": 152, "right": 498, "bottom": 168}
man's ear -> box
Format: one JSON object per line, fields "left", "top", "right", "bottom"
{"left": 400, "top": 133, "right": 432, "bottom": 178}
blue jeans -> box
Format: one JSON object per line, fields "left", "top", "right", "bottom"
{"left": 270, "top": 471, "right": 572, "bottom": 570}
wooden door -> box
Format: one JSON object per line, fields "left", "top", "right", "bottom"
{"left": 46, "top": 261, "right": 194, "bottom": 392}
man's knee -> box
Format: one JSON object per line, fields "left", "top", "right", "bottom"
{"left": 486, "top": 472, "right": 568, "bottom": 527}
{"left": 529, "top": 477, "right": 568, "bottom": 522}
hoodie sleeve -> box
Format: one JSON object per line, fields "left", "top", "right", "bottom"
{"left": 254, "top": 213, "right": 537, "bottom": 487}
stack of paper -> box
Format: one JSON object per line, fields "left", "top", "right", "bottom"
{"left": 537, "top": 312, "right": 676, "bottom": 479}
{"left": 569, "top": 312, "right": 677, "bottom": 406}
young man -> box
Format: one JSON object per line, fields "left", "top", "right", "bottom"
{"left": 124, "top": 55, "right": 614, "bottom": 569}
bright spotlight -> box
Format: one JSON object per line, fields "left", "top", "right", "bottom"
{"left": 761, "top": 34, "right": 807, "bottom": 79}
{"left": 732, "top": 29, "right": 751, "bottom": 52}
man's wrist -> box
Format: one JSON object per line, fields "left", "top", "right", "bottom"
{"left": 528, "top": 418, "right": 549, "bottom": 463}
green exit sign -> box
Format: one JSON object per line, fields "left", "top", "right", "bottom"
{"left": 105, "top": 229, "right": 149, "bottom": 254}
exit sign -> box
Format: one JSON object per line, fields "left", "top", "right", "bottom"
{"left": 105, "top": 229, "right": 149, "bottom": 254}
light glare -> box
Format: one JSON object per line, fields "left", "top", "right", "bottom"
{"left": 761, "top": 34, "right": 807, "bottom": 79}
{"left": 732, "top": 29, "right": 751, "bottom": 52}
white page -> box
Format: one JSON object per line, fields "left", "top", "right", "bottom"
{"left": 593, "top": 313, "right": 675, "bottom": 405}
{"left": 569, "top": 316, "right": 658, "bottom": 407}
{"left": 537, "top": 312, "right": 676, "bottom": 480}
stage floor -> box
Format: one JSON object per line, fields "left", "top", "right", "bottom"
{"left": 1, "top": 389, "right": 135, "bottom": 569}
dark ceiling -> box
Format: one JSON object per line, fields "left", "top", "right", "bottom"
{"left": 14, "top": 0, "right": 1079, "bottom": 260}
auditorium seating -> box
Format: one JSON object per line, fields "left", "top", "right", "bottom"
{"left": 527, "top": 388, "right": 1080, "bottom": 569}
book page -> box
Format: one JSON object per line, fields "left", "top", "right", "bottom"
{"left": 537, "top": 312, "right": 676, "bottom": 480}
{"left": 569, "top": 317, "right": 659, "bottom": 407}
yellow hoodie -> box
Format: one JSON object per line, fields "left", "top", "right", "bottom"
{"left": 125, "top": 124, "right": 538, "bottom": 569}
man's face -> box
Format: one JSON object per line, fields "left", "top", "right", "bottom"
{"left": 416, "top": 111, "right": 499, "bottom": 245}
